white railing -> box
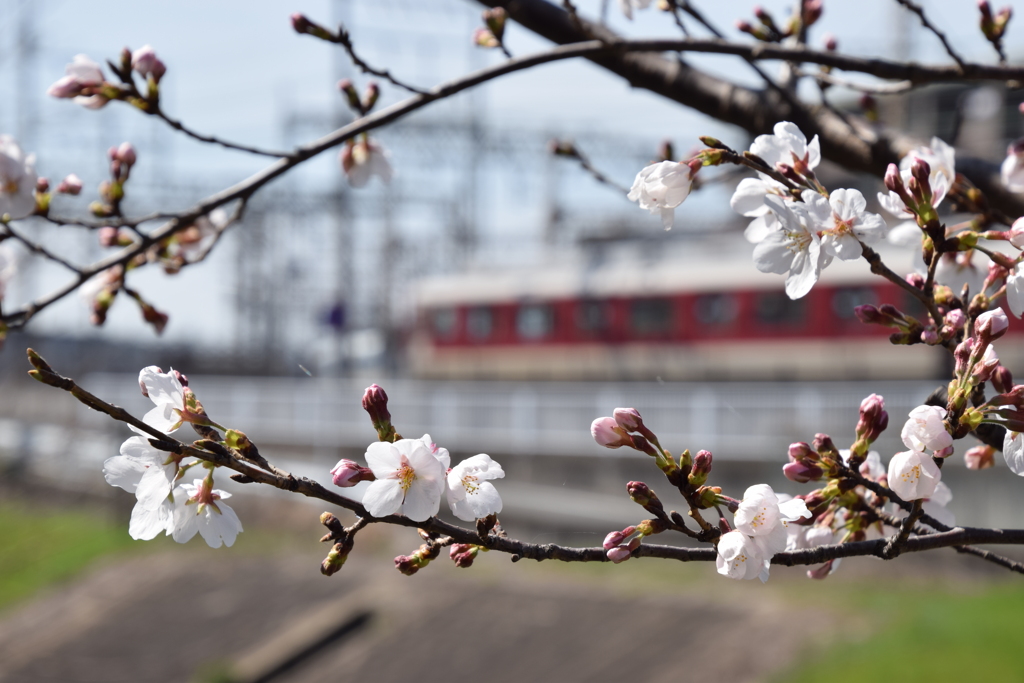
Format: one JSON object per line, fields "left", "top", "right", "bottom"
{"left": 70, "top": 375, "right": 940, "bottom": 461}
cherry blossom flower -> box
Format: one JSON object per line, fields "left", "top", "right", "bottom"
{"left": 729, "top": 177, "right": 790, "bottom": 243}
{"left": 1006, "top": 265, "right": 1024, "bottom": 318}
{"left": 134, "top": 365, "right": 187, "bottom": 434}
{"left": 1002, "top": 431, "right": 1024, "bottom": 475}
{"left": 1001, "top": 139, "right": 1024, "bottom": 192}
{"left": 802, "top": 188, "right": 886, "bottom": 260}
{"left": 420, "top": 433, "right": 451, "bottom": 469}
{"left": 887, "top": 449, "right": 941, "bottom": 500}
{"left": 716, "top": 530, "right": 767, "bottom": 581}
{"left": 749, "top": 121, "right": 821, "bottom": 177}
{"left": 171, "top": 478, "right": 243, "bottom": 548}
{"left": 446, "top": 453, "right": 504, "bottom": 521}
{"left": 619, "top": 0, "right": 652, "bottom": 20}
{"left": 103, "top": 436, "right": 179, "bottom": 511}
{"left": 901, "top": 405, "right": 953, "bottom": 454}
{"left": 730, "top": 122, "right": 820, "bottom": 242}
{"left": 173, "top": 208, "right": 229, "bottom": 263}
{"left": 753, "top": 194, "right": 829, "bottom": 299}
{"left": 129, "top": 498, "right": 175, "bottom": 540}
{"left": 48, "top": 55, "right": 110, "bottom": 109}
{"left": 899, "top": 136, "right": 956, "bottom": 201}
{"left": 0, "top": 242, "right": 18, "bottom": 300}
{"left": 341, "top": 139, "right": 393, "bottom": 188}
{"left": 627, "top": 160, "right": 698, "bottom": 230}
{"left": 0, "top": 136, "right": 38, "bottom": 220}
{"left": 362, "top": 438, "right": 446, "bottom": 521}
{"left": 922, "top": 481, "right": 956, "bottom": 528}
{"left": 734, "top": 483, "right": 811, "bottom": 561}
{"left": 877, "top": 166, "right": 949, "bottom": 220}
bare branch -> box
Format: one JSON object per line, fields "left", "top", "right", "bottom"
{"left": 2, "top": 223, "right": 82, "bottom": 274}
{"left": 893, "top": 0, "right": 967, "bottom": 70}
{"left": 152, "top": 109, "right": 292, "bottom": 158}
{"left": 333, "top": 23, "right": 431, "bottom": 95}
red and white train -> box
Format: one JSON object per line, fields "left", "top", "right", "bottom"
{"left": 407, "top": 237, "right": 1021, "bottom": 381}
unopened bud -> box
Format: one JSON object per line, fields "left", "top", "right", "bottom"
{"left": 606, "top": 546, "right": 631, "bottom": 563}
{"left": 964, "top": 444, "right": 996, "bottom": 470}
{"left": 449, "top": 543, "right": 480, "bottom": 568}
{"left": 394, "top": 554, "right": 421, "bottom": 576}
{"left": 116, "top": 142, "right": 137, "bottom": 167}
{"left": 788, "top": 441, "right": 819, "bottom": 463}
{"left": 813, "top": 433, "right": 838, "bottom": 460}
{"left": 338, "top": 79, "right": 361, "bottom": 112}
{"left": 783, "top": 461, "right": 824, "bottom": 483}
{"left": 993, "top": 365, "right": 1015, "bottom": 394}
{"left": 330, "top": 458, "right": 375, "bottom": 487}
{"left": 291, "top": 13, "right": 313, "bottom": 33}
{"left": 321, "top": 541, "right": 353, "bottom": 576}
{"left": 975, "top": 307, "right": 1009, "bottom": 344}
{"left": 856, "top": 393, "right": 888, "bottom": 443}
{"left": 823, "top": 33, "right": 838, "bottom": 51}
{"left": 603, "top": 526, "right": 637, "bottom": 550}
{"left": 592, "top": 416, "right": 631, "bottom": 449}
{"left": 362, "top": 384, "right": 393, "bottom": 437}
{"left": 613, "top": 407, "right": 643, "bottom": 431}
{"left": 626, "top": 481, "right": 663, "bottom": 513}
{"left": 688, "top": 450, "right": 712, "bottom": 487}
{"left": 362, "top": 82, "right": 380, "bottom": 112}
{"left": 224, "top": 429, "right": 253, "bottom": 457}
{"left": 482, "top": 7, "right": 507, "bottom": 40}
{"left": 57, "top": 173, "right": 83, "bottom": 195}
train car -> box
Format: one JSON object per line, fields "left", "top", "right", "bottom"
{"left": 407, "top": 237, "right": 1020, "bottom": 381}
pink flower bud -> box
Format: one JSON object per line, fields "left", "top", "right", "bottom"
{"left": 955, "top": 337, "right": 974, "bottom": 375}
{"left": 591, "top": 416, "right": 630, "bottom": 448}
{"left": 856, "top": 393, "right": 888, "bottom": 442}
{"left": 603, "top": 526, "right": 637, "bottom": 550}
{"left": 823, "top": 33, "right": 838, "bottom": 51}
{"left": 993, "top": 365, "right": 1014, "bottom": 394}
{"left": 47, "top": 75, "right": 85, "bottom": 99}
{"left": 116, "top": 142, "right": 137, "bottom": 167}
{"left": 291, "top": 13, "right": 313, "bottom": 33}
{"left": 688, "top": 450, "right": 712, "bottom": 486}
{"left": 944, "top": 309, "right": 966, "bottom": 331}
{"left": 906, "top": 273, "right": 926, "bottom": 289}
{"left": 330, "top": 459, "right": 374, "bottom": 487}
{"left": 606, "top": 546, "right": 631, "bottom": 564}
{"left": 394, "top": 554, "right": 420, "bottom": 576}
{"left": 975, "top": 307, "right": 1009, "bottom": 343}
{"left": 35, "top": 177, "right": 49, "bottom": 193}
{"left": 98, "top": 226, "right": 119, "bottom": 247}
{"left": 362, "top": 384, "right": 391, "bottom": 426}
{"left": 783, "top": 461, "right": 824, "bottom": 483}
{"left": 813, "top": 433, "right": 838, "bottom": 459}
{"left": 788, "top": 441, "right": 818, "bottom": 463}
{"left": 131, "top": 45, "right": 164, "bottom": 80}
{"left": 57, "top": 173, "right": 82, "bottom": 195}
{"left": 921, "top": 328, "right": 939, "bottom": 345}
{"left": 807, "top": 559, "right": 837, "bottom": 580}
{"left": 449, "top": 543, "right": 479, "bottom": 568}
{"left": 964, "top": 444, "right": 996, "bottom": 470}
{"left": 626, "top": 481, "right": 662, "bottom": 512}
{"left": 613, "top": 407, "right": 643, "bottom": 431}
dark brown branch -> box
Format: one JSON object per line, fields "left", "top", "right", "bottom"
{"left": 475, "top": 0, "right": 1024, "bottom": 218}
{"left": 24, "top": 349, "right": 1024, "bottom": 574}
{"left": 2, "top": 223, "right": 82, "bottom": 274}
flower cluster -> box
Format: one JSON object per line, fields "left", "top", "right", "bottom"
{"left": 717, "top": 484, "right": 811, "bottom": 582}
{"left": 102, "top": 368, "right": 241, "bottom": 547}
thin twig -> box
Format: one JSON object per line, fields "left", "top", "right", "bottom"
{"left": 893, "top": 0, "right": 967, "bottom": 70}
{"left": 556, "top": 143, "right": 629, "bottom": 194}
{"left": 334, "top": 23, "right": 431, "bottom": 95}
{"left": 794, "top": 67, "right": 915, "bottom": 94}
{"left": 153, "top": 110, "right": 292, "bottom": 158}
{"left": 881, "top": 499, "right": 923, "bottom": 559}
{"left": 2, "top": 223, "right": 82, "bottom": 274}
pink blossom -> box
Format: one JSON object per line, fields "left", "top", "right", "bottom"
{"left": 591, "top": 416, "right": 630, "bottom": 448}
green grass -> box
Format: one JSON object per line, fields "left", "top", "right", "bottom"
{"left": 775, "top": 579, "right": 1024, "bottom": 682}
{"left": 0, "top": 502, "right": 140, "bottom": 611}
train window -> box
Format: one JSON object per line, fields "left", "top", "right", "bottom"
{"left": 755, "top": 292, "right": 805, "bottom": 325}
{"left": 694, "top": 293, "right": 739, "bottom": 326}
{"left": 831, "top": 288, "right": 876, "bottom": 320}
{"left": 466, "top": 306, "right": 493, "bottom": 340}
{"left": 631, "top": 298, "right": 672, "bottom": 334}
{"left": 430, "top": 308, "right": 457, "bottom": 339}
{"left": 517, "top": 304, "right": 553, "bottom": 339}
{"left": 575, "top": 300, "right": 609, "bottom": 332}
